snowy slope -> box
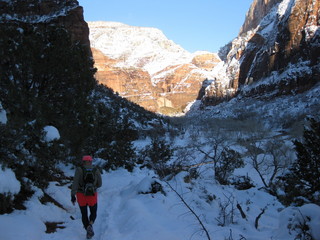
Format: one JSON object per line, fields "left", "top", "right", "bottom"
{"left": 88, "top": 21, "right": 194, "bottom": 75}
{"left": 1, "top": 108, "right": 319, "bottom": 240}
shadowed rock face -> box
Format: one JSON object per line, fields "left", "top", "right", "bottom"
{"left": 203, "top": 0, "right": 319, "bottom": 105}
{"left": 0, "top": 0, "right": 97, "bottom": 146}
{"left": 237, "top": 0, "right": 319, "bottom": 88}
{"left": 0, "top": 0, "right": 90, "bottom": 48}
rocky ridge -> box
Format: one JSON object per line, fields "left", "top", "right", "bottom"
{"left": 88, "top": 21, "right": 221, "bottom": 114}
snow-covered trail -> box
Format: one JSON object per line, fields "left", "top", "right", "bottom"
{"left": 89, "top": 169, "right": 196, "bottom": 240}
{"left": 41, "top": 168, "right": 197, "bottom": 240}
{"left": 2, "top": 166, "right": 319, "bottom": 240}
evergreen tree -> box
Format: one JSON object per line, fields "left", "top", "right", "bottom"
{"left": 142, "top": 137, "right": 173, "bottom": 177}
{"left": 215, "top": 147, "right": 243, "bottom": 185}
{"left": 0, "top": 24, "right": 96, "bottom": 156}
{"left": 282, "top": 118, "right": 320, "bottom": 205}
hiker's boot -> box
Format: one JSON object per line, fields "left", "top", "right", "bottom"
{"left": 86, "top": 224, "right": 94, "bottom": 239}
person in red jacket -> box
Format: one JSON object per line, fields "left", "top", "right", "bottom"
{"left": 71, "top": 155, "right": 102, "bottom": 239}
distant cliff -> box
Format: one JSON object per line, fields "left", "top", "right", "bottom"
{"left": 88, "top": 21, "right": 220, "bottom": 114}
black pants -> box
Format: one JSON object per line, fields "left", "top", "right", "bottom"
{"left": 79, "top": 204, "right": 97, "bottom": 229}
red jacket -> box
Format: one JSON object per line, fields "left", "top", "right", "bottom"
{"left": 71, "top": 165, "right": 102, "bottom": 206}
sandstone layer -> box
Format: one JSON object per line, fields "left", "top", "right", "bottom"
{"left": 89, "top": 22, "right": 221, "bottom": 114}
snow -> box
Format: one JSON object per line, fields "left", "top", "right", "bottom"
{"left": 43, "top": 126, "right": 60, "bottom": 142}
{"left": 305, "top": 25, "right": 320, "bottom": 40}
{"left": 0, "top": 166, "right": 20, "bottom": 195}
{"left": 277, "top": 0, "right": 294, "bottom": 18}
{"left": 0, "top": 103, "right": 7, "bottom": 124}
{"left": 88, "top": 21, "right": 193, "bottom": 75}
{"left": 274, "top": 204, "right": 320, "bottom": 240}
{"left": 1, "top": 164, "right": 319, "bottom": 240}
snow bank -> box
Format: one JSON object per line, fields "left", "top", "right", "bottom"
{"left": 1, "top": 165, "right": 320, "bottom": 240}
{"left": 43, "top": 126, "right": 60, "bottom": 142}
{"left": 0, "top": 186, "right": 72, "bottom": 240}
{"left": 0, "top": 214, "right": 45, "bottom": 240}
{"left": 275, "top": 204, "right": 320, "bottom": 240}
{"left": 277, "top": 0, "right": 294, "bottom": 17}
{"left": 0, "top": 166, "right": 20, "bottom": 195}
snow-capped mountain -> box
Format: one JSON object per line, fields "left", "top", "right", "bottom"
{"left": 89, "top": 21, "right": 221, "bottom": 114}
{"left": 88, "top": 21, "right": 193, "bottom": 75}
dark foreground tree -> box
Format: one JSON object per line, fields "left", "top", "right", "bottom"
{"left": 282, "top": 118, "right": 320, "bottom": 205}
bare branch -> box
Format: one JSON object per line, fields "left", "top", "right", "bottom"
{"left": 165, "top": 180, "right": 212, "bottom": 240}
{"left": 255, "top": 208, "right": 266, "bottom": 230}
{"left": 236, "top": 203, "right": 247, "bottom": 220}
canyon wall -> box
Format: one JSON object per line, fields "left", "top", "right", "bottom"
{"left": 204, "top": 0, "right": 319, "bottom": 104}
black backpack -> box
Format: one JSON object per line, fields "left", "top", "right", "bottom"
{"left": 82, "top": 166, "right": 97, "bottom": 196}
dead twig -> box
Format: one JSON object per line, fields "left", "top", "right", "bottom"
{"left": 236, "top": 203, "right": 247, "bottom": 220}
{"left": 165, "top": 180, "right": 212, "bottom": 240}
{"left": 255, "top": 208, "right": 266, "bottom": 230}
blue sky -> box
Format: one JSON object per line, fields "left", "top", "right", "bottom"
{"left": 78, "top": 0, "right": 253, "bottom": 53}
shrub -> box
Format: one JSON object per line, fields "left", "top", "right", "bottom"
{"left": 281, "top": 118, "right": 320, "bottom": 205}
{"left": 215, "top": 148, "right": 243, "bottom": 185}
{"left": 229, "top": 175, "right": 255, "bottom": 190}
{"left": 142, "top": 137, "right": 173, "bottom": 178}
{"left": 0, "top": 193, "right": 14, "bottom": 214}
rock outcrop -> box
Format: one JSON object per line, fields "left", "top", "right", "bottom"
{"left": 204, "top": 0, "right": 319, "bottom": 105}
{"left": 239, "top": 0, "right": 282, "bottom": 35}
{"left": 237, "top": 0, "right": 319, "bottom": 87}
{"left": 0, "top": 0, "right": 90, "bottom": 48}
{"left": 92, "top": 48, "right": 160, "bottom": 112}
{"left": 192, "top": 52, "right": 221, "bottom": 70}
{"left": 152, "top": 63, "right": 210, "bottom": 114}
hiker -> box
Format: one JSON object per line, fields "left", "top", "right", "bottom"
{"left": 71, "top": 155, "right": 102, "bottom": 239}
